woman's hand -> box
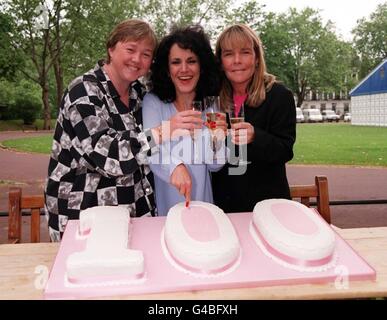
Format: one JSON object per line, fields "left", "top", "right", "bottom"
{"left": 230, "top": 122, "right": 255, "bottom": 145}
{"left": 170, "top": 164, "right": 191, "bottom": 203}
{"left": 169, "top": 110, "right": 203, "bottom": 139}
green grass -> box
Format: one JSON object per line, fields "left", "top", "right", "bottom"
{"left": 0, "top": 119, "right": 57, "bottom": 131}
{"left": 2, "top": 135, "right": 53, "bottom": 154}
{"left": 291, "top": 123, "right": 387, "bottom": 167}
{"left": 1, "top": 123, "right": 387, "bottom": 166}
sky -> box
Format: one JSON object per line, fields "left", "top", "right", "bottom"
{"left": 257, "top": 0, "right": 386, "bottom": 41}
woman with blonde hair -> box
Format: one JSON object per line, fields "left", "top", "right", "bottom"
{"left": 212, "top": 24, "right": 296, "bottom": 213}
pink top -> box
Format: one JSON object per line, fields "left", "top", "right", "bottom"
{"left": 232, "top": 94, "right": 247, "bottom": 117}
{"left": 181, "top": 206, "right": 220, "bottom": 242}
{"left": 271, "top": 203, "right": 318, "bottom": 235}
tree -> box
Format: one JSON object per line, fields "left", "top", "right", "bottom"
{"left": 48, "top": 0, "right": 140, "bottom": 108}
{"left": 5, "top": 0, "right": 59, "bottom": 129}
{"left": 259, "top": 8, "right": 355, "bottom": 107}
{"left": 223, "top": 0, "right": 265, "bottom": 29}
{"left": 4, "top": 0, "right": 141, "bottom": 129}
{"left": 0, "top": 11, "right": 24, "bottom": 80}
{"left": 353, "top": 2, "right": 387, "bottom": 78}
{"left": 140, "top": 0, "right": 232, "bottom": 38}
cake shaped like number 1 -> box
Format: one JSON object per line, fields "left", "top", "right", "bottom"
{"left": 66, "top": 206, "right": 144, "bottom": 284}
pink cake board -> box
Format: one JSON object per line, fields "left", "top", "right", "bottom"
{"left": 44, "top": 211, "right": 376, "bottom": 299}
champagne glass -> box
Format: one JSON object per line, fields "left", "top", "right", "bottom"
{"left": 192, "top": 100, "right": 203, "bottom": 113}
{"left": 228, "top": 102, "right": 245, "bottom": 126}
{"left": 204, "top": 96, "right": 222, "bottom": 157}
{"left": 190, "top": 100, "right": 203, "bottom": 163}
{"left": 186, "top": 100, "right": 203, "bottom": 139}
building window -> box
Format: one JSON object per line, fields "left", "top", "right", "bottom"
{"left": 332, "top": 103, "right": 337, "bottom": 112}
{"left": 344, "top": 103, "right": 349, "bottom": 112}
{"left": 321, "top": 103, "right": 326, "bottom": 110}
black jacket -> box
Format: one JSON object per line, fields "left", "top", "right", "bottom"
{"left": 212, "top": 82, "right": 296, "bottom": 213}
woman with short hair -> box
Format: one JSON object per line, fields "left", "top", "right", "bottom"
{"left": 44, "top": 19, "right": 199, "bottom": 240}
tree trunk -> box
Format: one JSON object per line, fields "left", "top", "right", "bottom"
{"left": 296, "top": 79, "right": 307, "bottom": 108}
{"left": 296, "top": 92, "right": 303, "bottom": 108}
{"left": 53, "top": 59, "right": 63, "bottom": 109}
{"left": 42, "top": 81, "right": 51, "bottom": 130}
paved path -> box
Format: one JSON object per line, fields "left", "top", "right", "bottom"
{"left": 0, "top": 130, "right": 386, "bottom": 243}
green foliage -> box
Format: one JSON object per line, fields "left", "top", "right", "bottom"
{"left": 0, "top": 12, "right": 23, "bottom": 79}
{"left": 0, "top": 79, "right": 42, "bottom": 121}
{"left": 0, "top": 79, "right": 42, "bottom": 123}
{"left": 258, "top": 8, "right": 355, "bottom": 106}
{"left": 353, "top": 2, "right": 387, "bottom": 78}
{"left": 0, "top": 79, "right": 16, "bottom": 120}
{"left": 140, "top": 0, "right": 231, "bottom": 39}
{"left": 61, "top": 0, "right": 142, "bottom": 82}
{"left": 13, "top": 80, "right": 42, "bottom": 124}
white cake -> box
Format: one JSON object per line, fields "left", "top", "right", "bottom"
{"left": 250, "top": 199, "right": 337, "bottom": 272}
{"left": 163, "top": 201, "right": 240, "bottom": 275}
{"left": 66, "top": 206, "right": 144, "bottom": 284}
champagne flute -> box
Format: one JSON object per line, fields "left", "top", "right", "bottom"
{"left": 186, "top": 100, "right": 203, "bottom": 139}
{"left": 228, "top": 102, "right": 245, "bottom": 126}
{"left": 190, "top": 100, "right": 203, "bottom": 163}
{"left": 204, "top": 96, "right": 221, "bottom": 157}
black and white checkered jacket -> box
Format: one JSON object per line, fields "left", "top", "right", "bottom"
{"left": 44, "top": 60, "right": 158, "bottom": 241}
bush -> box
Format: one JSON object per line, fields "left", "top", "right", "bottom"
{"left": 0, "top": 79, "right": 42, "bottom": 123}
{"left": 0, "top": 79, "right": 15, "bottom": 120}
{"left": 15, "top": 97, "right": 41, "bottom": 124}
{"left": 13, "top": 80, "right": 42, "bottom": 124}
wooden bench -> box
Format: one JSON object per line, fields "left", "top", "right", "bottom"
{"left": 290, "top": 175, "right": 331, "bottom": 224}
{"left": 7, "top": 175, "right": 331, "bottom": 243}
{"left": 8, "top": 187, "right": 45, "bottom": 244}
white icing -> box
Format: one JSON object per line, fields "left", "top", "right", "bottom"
{"left": 164, "top": 201, "right": 240, "bottom": 274}
{"left": 160, "top": 228, "right": 242, "bottom": 278}
{"left": 252, "top": 199, "right": 337, "bottom": 271}
{"left": 249, "top": 223, "right": 338, "bottom": 273}
{"left": 66, "top": 206, "right": 144, "bottom": 282}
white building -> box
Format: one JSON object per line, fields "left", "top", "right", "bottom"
{"left": 349, "top": 59, "right": 387, "bottom": 127}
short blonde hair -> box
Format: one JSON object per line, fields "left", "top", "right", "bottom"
{"left": 216, "top": 24, "right": 276, "bottom": 108}
{"left": 106, "top": 19, "right": 157, "bottom": 63}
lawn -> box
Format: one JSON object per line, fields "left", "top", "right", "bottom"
{"left": 1, "top": 123, "right": 387, "bottom": 167}
{"left": 2, "top": 135, "right": 53, "bottom": 154}
{"left": 291, "top": 123, "right": 387, "bottom": 166}
{"left": 0, "top": 119, "right": 57, "bottom": 131}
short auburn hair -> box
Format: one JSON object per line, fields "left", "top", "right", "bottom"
{"left": 105, "top": 19, "right": 157, "bottom": 63}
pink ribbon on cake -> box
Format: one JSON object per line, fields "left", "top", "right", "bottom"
{"left": 252, "top": 223, "right": 333, "bottom": 268}
{"left": 164, "top": 238, "right": 239, "bottom": 275}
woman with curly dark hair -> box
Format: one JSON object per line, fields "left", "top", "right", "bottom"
{"left": 142, "top": 25, "right": 227, "bottom": 215}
